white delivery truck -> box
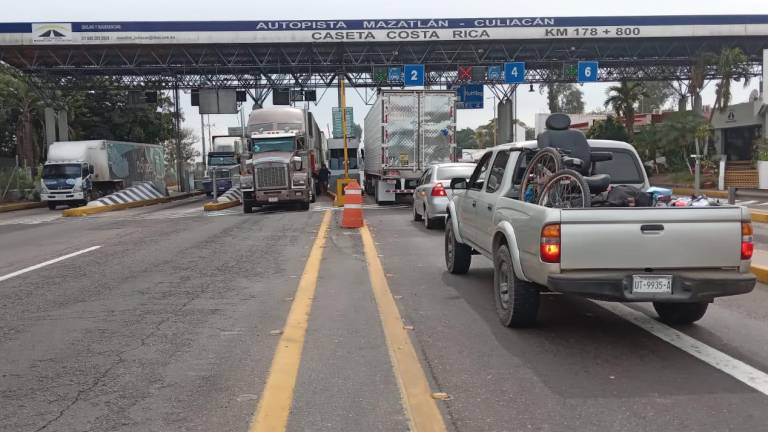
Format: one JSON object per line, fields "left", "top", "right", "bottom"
{"left": 363, "top": 90, "right": 456, "bottom": 204}
{"left": 41, "top": 140, "right": 165, "bottom": 209}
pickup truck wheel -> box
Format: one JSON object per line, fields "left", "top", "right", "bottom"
{"left": 445, "top": 222, "right": 471, "bottom": 274}
{"left": 653, "top": 302, "right": 709, "bottom": 325}
{"left": 494, "top": 245, "right": 540, "bottom": 327}
{"left": 413, "top": 204, "right": 423, "bottom": 221}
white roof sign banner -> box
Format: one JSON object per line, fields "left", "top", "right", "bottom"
{"left": 0, "top": 16, "right": 767, "bottom": 45}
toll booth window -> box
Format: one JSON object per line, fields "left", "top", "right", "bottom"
{"left": 329, "top": 149, "right": 358, "bottom": 170}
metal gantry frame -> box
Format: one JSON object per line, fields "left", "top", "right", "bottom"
{"left": 2, "top": 36, "right": 765, "bottom": 92}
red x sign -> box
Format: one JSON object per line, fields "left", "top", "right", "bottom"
{"left": 458, "top": 66, "right": 472, "bottom": 81}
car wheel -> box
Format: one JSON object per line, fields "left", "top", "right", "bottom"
{"left": 653, "top": 302, "right": 709, "bottom": 325}
{"left": 445, "top": 221, "right": 471, "bottom": 274}
{"left": 494, "top": 245, "right": 540, "bottom": 327}
{"left": 424, "top": 206, "right": 436, "bottom": 229}
{"left": 413, "top": 203, "right": 423, "bottom": 221}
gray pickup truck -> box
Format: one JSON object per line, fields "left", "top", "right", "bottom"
{"left": 445, "top": 139, "right": 756, "bottom": 328}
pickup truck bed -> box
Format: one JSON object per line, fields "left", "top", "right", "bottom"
{"left": 445, "top": 139, "right": 756, "bottom": 328}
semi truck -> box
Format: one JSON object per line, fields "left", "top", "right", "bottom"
{"left": 203, "top": 137, "right": 242, "bottom": 197}
{"left": 363, "top": 90, "right": 457, "bottom": 204}
{"left": 41, "top": 140, "right": 165, "bottom": 210}
{"left": 240, "top": 107, "right": 325, "bottom": 213}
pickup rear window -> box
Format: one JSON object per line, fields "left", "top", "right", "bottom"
{"left": 592, "top": 148, "right": 645, "bottom": 184}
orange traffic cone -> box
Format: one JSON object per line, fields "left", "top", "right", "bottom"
{"left": 341, "top": 180, "right": 364, "bottom": 228}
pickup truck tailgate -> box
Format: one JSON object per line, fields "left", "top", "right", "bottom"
{"left": 560, "top": 207, "right": 743, "bottom": 270}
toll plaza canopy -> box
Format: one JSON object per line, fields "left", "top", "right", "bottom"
{"left": 0, "top": 15, "right": 766, "bottom": 90}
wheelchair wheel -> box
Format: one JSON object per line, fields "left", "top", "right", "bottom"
{"left": 538, "top": 169, "right": 591, "bottom": 209}
{"left": 519, "top": 148, "right": 562, "bottom": 203}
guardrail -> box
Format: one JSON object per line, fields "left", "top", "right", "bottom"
{"left": 727, "top": 188, "right": 768, "bottom": 205}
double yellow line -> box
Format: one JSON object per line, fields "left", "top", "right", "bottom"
{"left": 248, "top": 211, "right": 447, "bottom": 432}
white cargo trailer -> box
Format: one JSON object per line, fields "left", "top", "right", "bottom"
{"left": 40, "top": 140, "right": 165, "bottom": 209}
{"left": 363, "top": 90, "right": 456, "bottom": 204}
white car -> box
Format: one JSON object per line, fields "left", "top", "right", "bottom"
{"left": 412, "top": 162, "right": 476, "bottom": 229}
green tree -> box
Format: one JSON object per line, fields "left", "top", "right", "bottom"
{"left": 586, "top": 116, "right": 629, "bottom": 142}
{"left": 658, "top": 111, "right": 709, "bottom": 172}
{"left": 633, "top": 123, "right": 663, "bottom": 172}
{"left": 640, "top": 81, "right": 675, "bottom": 112}
{"left": 351, "top": 123, "right": 362, "bottom": 139}
{"left": 604, "top": 81, "right": 647, "bottom": 142}
{"left": 456, "top": 127, "right": 478, "bottom": 149}
{"left": 66, "top": 86, "right": 175, "bottom": 144}
{"left": 163, "top": 127, "right": 200, "bottom": 175}
{"left": 540, "top": 83, "right": 584, "bottom": 113}
{"left": 709, "top": 47, "right": 752, "bottom": 123}
{"left": 0, "top": 65, "right": 44, "bottom": 169}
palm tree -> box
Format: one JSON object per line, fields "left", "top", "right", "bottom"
{"left": 709, "top": 47, "right": 752, "bottom": 123}
{"left": 604, "top": 81, "right": 647, "bottom": 142}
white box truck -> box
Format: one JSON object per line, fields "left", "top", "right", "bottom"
{"left": 41, "top": 140, "right": 165, "bottom": 209}
{"left": 363, "top": 90, "right": 457, "bottom": 204}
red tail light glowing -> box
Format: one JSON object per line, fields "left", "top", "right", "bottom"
{"left": 431, "top": 183, "right": 447, "bottom": 197}
{"left": 540, "top": 224, "right": 561, "bottom": 263}
{"left": 741, "top": 222, "right": 754, "bottom": 260}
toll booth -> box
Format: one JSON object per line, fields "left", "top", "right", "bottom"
{"left": 326, "top": 137, "right": 361, "bottom": 196}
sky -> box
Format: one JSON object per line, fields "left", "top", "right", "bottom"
{"left": 4, "top": 0, "right": 768, "bottom": 157}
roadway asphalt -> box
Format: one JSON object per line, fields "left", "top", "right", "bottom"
{"left": 1, "top": 196, "right": 768, "bottom": 431}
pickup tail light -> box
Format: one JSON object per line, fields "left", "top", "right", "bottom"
{"left": 431, "top": 182, "right": 447, "bottom": 197}
{"left": 741, "top": 222, "right": 754, "bottom": 260}
{"left": 540, "top": 224, "right": 561, "bottom": 263}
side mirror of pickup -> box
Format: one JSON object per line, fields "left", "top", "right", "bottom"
{"left": 450, "top": 177, "right": 468, "bottom": 190}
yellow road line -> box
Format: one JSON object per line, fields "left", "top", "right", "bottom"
{"left": 360, "top": 225, "right": 448, "bottom": 432}
{"left": 248, "top": 210, "right": 331, "bottom": 432}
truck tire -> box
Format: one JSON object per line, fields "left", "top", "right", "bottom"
{"left": 47, "top": 202, "right": 57, "bottom": 210}
{"left": 653, "top": 302, "right": 709, "bottom": 325}
{"left": 493, "top": 245, "right": 540, "bottom": 327}
{"left": 300, "top": 200, "right": 310, "bottom": 211}
{"left": 243, "top": 201, "right": 254, "bottom": 213}
{"left": 445, "top": 221, "right": 471, "bottom": 274}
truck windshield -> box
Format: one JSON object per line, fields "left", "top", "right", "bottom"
{"left": 251, "top": 137, "right": 295, "bottom": 154}
{"left": 42, "top": 164, "right": 82, "bottom": 179}
{"left": 208, "top": 154, "right": 238, "bottom": 166}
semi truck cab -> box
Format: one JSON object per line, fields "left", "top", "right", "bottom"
{"left": 241, "top": 131, "right": 314, "bottom": 212}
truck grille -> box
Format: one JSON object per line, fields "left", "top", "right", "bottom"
{"left": 257, "top": 166, "right": 288, "bottom": 189}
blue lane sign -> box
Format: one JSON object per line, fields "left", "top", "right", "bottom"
{"left": 578, "top": 61, "right": 599, "bottom": 82}
{"left": 403, "top": 64, "right": 425, "bottom": 86}
{"left": 456, "top": 84, "right": 484, "bottom": 109}
{"left": 388, "top": 66, "right": 402, "bottom": 82}
{"left": 504, "top": 62, "right": 526, "bottom": 83}
{"left": 487, "top": 65, "right": 502, "bottom": 81}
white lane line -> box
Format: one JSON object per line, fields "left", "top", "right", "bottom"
{"left": 0, "top": 246, "right": 102, "bottom": 283}
{"left": 758, "top": 202, "right": 768, "bottom": 206}
{"left": 599, "top": 302, "right": 768, "bottom": 395}
{"left": 737, "top": 200, "right": 758, "bottom": 206}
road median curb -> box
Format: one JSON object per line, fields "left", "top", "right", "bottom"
{"left": 671, "top": 187, "right": 729, "bottom": 199}
{"left": 203, "top": 200, "right": 241, "bottom": 211}
{"left": 752, "top": 264, "right": 768, "bottom": 284}
{"left": 0, "top": 201, "right": 46, "bottom": 213}
{"left": 62, "top": 192, "right": 200, "bottom": 217}
{"left": 750, "top": 210, "right": 768, "bottom": 223}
